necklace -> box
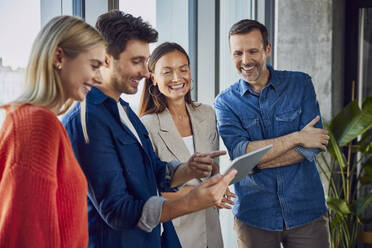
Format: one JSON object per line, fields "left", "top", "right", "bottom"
{"left": 174, "top": 114, "right": 188, "bottom": 121}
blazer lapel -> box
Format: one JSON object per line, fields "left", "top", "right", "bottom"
{"left": 187, "top": 104, "right": 207, "bottom": 154}
{"left": 157, "top": 108, "right": 191, "bottom": 162}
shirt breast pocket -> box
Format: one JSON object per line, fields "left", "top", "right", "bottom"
{"left": 241, "top": 117, "right": 261, "bottom": 140}
{"left": 275, "top": 107, "right": 302, "bottom": 136}
{"left": 115, "top": 135, "right": 143, "bottom": 174}
{"left": 116, "top": 135, "right": 138, "bottom": 146}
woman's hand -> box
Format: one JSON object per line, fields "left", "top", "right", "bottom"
{"left": 185, "top": 151, "right": 226, "bottom": 179}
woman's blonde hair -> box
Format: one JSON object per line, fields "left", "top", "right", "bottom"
{"left": 7, "top": 15, "right": 105, "bottom": 115}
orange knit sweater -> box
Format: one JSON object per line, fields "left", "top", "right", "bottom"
{"left": 0, "top": 105, "right": 88, "bottom": 248}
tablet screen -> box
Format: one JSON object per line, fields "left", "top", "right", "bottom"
{"left": 225, "top": 144, "right": 272, "bottom": 185}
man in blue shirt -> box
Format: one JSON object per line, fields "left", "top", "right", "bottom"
{"left": 214, "top": 19, "right": 331, "bottom": 248}
{"left": 62, "top": 10, "right": 236, "bottom": 248}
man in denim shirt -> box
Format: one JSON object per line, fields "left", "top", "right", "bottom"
{"left": 214, "top": 19, "right": 331, "bottom": 248}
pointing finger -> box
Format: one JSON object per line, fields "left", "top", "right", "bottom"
{"left": 199, "top": 150, "right": 226, "bottom": 159}
{"left": 306, "top": 116, "right": 320, "bottom": 128}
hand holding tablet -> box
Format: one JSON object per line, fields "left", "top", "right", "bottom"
{"left": 224, "top": 145, "right": 272, "bottom": 185}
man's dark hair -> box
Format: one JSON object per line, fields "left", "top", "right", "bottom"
{"left": 96, "top": 10, "right": 158, "bottom": 59}
{"left": 229, "top": 19, "right": 269, "bottom": 48}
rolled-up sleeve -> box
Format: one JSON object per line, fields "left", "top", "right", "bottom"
{"left": 295, "top": 146, "right": 321, "bottom": 162}
{"left": 137, "top": 160, "right": 182, "bottom": 232}
{"left": 295, "top": 75, "right": 324, "bottom": 161}
{"left": 165, "top": 160, "right": 182, "bottom": 181}
{"left": 137, "top": 196, "right": 166, "bottom": 232}
{"left": 214, "top": 96, "right": 250, "bottom": 160}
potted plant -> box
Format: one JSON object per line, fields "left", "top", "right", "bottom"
{"left": 317, "top": 96, "right": 372, "bottom": 248}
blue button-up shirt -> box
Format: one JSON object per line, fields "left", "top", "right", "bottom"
{"left": 62, "top": 88, "right": 181, "bottom": 248}
{"left": 214, "top": 65, "right": 327, "bottom": 231}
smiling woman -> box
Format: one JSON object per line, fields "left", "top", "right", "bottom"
{"left": 139, "top": 42, "right": 196, "bottom": 116}
{"left": 0, "top": 15, "right": 106, "bottom": 247}
{"left": 57, "top": 45, "right": 105, "bottom": 102}
{"left": 153, "top": 50, "right": 191, "bottom": 102}
{"left": 139, "top": 42, "right": 233, "bottom": 248}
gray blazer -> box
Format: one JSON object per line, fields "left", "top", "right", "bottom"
{"left": 141, "top": 103, "right": 223, "bottom": 248}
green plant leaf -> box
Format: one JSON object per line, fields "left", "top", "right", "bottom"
{"left": 329, "top": 99, "right": 372, "bottom": 147}
{"left": 361, "top": 159, "right": 372, "bottom": 185}
{"left": 329, "top": 213, "right": 343, "bottom": 229}
{"left": 362, "top": 158, "right": 372, "bottom": 171}
{"left": 325, "top": 121, "right": 348, "bottom": 168}
{"left": 356, "top": 132, "right": 372, "bottom": 154}
{"left": 362, "top": 96, "right": 372, "bottom": 115}
{"left": 364, "top": 142, "right": 372, "bottom": 154}
{"left": 353, "top": 191, "right": 372, "bottom": 216}
{"left": 360, "top": 169, "right": 372, "bottom": 185}
{"left": 329, "top": 101, "right": 361, "bottom": 145}
{"left": 327, "top": 197, "right": 352, "bottom": 215}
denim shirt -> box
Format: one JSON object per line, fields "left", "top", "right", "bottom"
{"left": 214, "top": 65, "right": 327, "bottom": 231}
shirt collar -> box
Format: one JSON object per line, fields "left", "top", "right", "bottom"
{"left": 119, "top": 98, "right": 129, "bottom": 107}
{"left": 88, "top": 87, "right": 111, "bottom": 104}
{"left": 239, "top": 64, "right": 279, "bottom": 96}
{"left": 267, "top": 64, "right": 280, "bottom": 89}
{"left": 88, "top": 87, "right": 129, "bottom": 107}
{"left": 239, "top": 79, "right": 259, "bottom": 96}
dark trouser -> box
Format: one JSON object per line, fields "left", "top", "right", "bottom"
{"left": 234, "top": 215, "right": 330, "bottom": 248}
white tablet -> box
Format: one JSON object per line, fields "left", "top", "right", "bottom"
{"left": 225, "top": 144, "right": 272, "bottom": 185}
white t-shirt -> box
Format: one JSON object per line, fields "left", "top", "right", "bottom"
{"left": 117, "top": 102, "right": 142, "bottom": 146}
{"left": 182, "top": 135, "right": 195, "bottom": 155}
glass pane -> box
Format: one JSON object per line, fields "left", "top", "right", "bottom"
{"left": 359, "top": 8, "right": 372, "bottom": 224}
{"left": 219, "top": 0, "right": 254, "bottom": 92}
{"left": 0, "top": 0, "right": 40, "bottom": 125}
{"left": 218, "top": 1, "right": 254, "bottom": 247}
{"left": 359, "top": 8, "right": 372, "bottom": 101}
{"left": 119, "top": 0, "right": 157, "bottom": 114}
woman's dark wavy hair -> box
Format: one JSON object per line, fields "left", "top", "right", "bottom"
{"left": 96, "top": 10, "right": 158, "bottom": 59}
{"left": 138, "top": 42, "right": 197, "bottom": 117}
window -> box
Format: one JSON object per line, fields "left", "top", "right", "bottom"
{"left": 119, "top": 0, "right": 191, "bottom": 113}
{"left": 358, "top": 7, "right": 372, "bottom": 104}
{"left": 215, "top": 2, "right": 265, "bottom": 247}
{"left": 0, "top": 0, "right": 41, "bottom": 125}
{"left": 119, "top": 0, "right": 157, "bottom": 113}
{"left": 219, "top": 0, "right": 255, "bottom": 93}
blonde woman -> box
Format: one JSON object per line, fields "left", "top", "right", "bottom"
{"left": 139, "top": 42, "right": 236, "bottom": 248}
{"left": 0, "top": 16, "right": 106, "bottom": 247}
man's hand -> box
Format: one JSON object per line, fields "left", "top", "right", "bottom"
{"left": 161, "top": 169, "right": 237, "bottom": 222}
{"left": 214, "top": 187, "right": 237, "bottom": 209}
{"left": 187, "top": 169, "right": 237, "bottom": 210}
{"left": 171, "top": 151, "right": 226, "bottom": 188}
{"left": 185, "top": 151, "right": 226, "bottom": 179}
{"left": 298, "top": 116, "right": 329, "bottom": 151}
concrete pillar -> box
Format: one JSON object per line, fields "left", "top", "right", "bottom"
{"left": 275, "top": 0, "right": 343, "bottom": 122}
